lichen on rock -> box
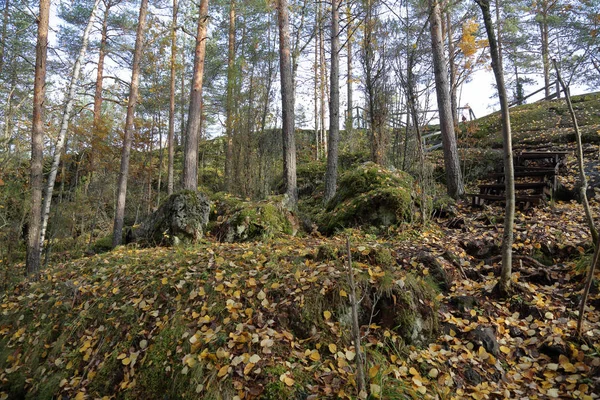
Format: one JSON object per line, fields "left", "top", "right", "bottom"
{"left": 128, "top": 190, "right": 211, "bottom": 246}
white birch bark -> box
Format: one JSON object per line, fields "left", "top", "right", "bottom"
{"left": 39, "top": 0, "right": 102, "bottom": 251}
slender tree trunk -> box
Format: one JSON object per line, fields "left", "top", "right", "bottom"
{"left": 539, "top": 2, "right": 550, "bottom": 98}
{"left": 0, "top": 0, "right": 9, "bottom": 77}
{"left": 112, "top": 0, "right": 149, "bottom": 247}
{"left": 324, "top": 0, "right": 340, "bottom": 203}
{"left": 495, "top": 0, "right": 502, "bottom": 69}
{"left": 277, "top": 0, "right": 297, "bottom": 208}
{"left": 90, "top": 2, "right": 110, "bottom": 175}
{"left": 182, "top": 0, "right": 209, "bottom": 191}
{"left": 447, "top": 11, "right": 458, "bottom": 128}
{"left": 314, "top": 10, "right": 319, "bottom": 160}
{"left": 429, "top": 0, "right": 464, "bottom": 198}
{"left": 345, "top": 0, "right": 353, "bottom": 134}
{"left": 27, "top": 0, "right": 50, "bottom": 275}
{"left": 319, "top": 2, "right": 327, "bottom": 158}
{"left": 39, "top": 0, "right": 101, "bottom": 252}
{"left": 225, "top": 0, "right": 236, "bottom": 193}
{"left": 476, "top": 0, "right": 515, "bottom": 295}
{"left": 167, "top": 0, "right": 178, "bottom": 196}
{"left": 553, "top": 60, "right": 598, "bottom": 243}
{"left": 157, "top": 112, "right": 163, "bottom": 207}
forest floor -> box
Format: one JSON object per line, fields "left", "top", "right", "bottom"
{"left": 2, "top": 93, "right": 600, "bottom": 399}
{"left": 1, "top": 149, "right": 600, "bottom": 400}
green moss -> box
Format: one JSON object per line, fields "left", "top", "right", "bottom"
{"left": 131, "top": 320, "right": 186, "bottom": 399}
{"left": 320, "top": 165, "right": 414, "bottom": 234}
{"left": 91, "top": 235, "right": 113, "bottom": 254}
{"left": 213, "top": 197, "right": 295, "bottom": 242}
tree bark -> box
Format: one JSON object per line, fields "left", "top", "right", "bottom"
{"left": 182, "top": 0, "right": 209, "bottom": 191}
{"left": 0, "top": 0, "right": 9, "bottom": 77}
{"left": 112, "top": 0, "right": 149, "bottom": 247}
{"left": 167, "top": 0, "right": 178, "bottom": 196}
{"left": 324, "top": 0, "right": 340, "bottom": 203}
{"left": 476, "top": 0, "right": 515, "bottom": 295}
{"left": 429, "top": 0, "right": 464, "bottom": 198}
{"left": 277, "top": 0, "right": 297, "bottom": 208}
{"left": 90, "top": 1, "right": 110, "bottom": 175}
{"left": 447, "top": 11, "right": 458, "bottom": 128}
{"left": 27, "top": 0, "right": 50, "bottom": 275}
{"left": 39, "top": 0, "right": 101, "bottom": 253}
{"left": 345, "top": 0, "right": 353, "bottom": 134}
{"left": 225, "top": 0, "right": 236, "bottom": 193}
{"left": 553, "top": 59, "right": 598, "bottom": 243}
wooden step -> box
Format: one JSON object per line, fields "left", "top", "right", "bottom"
{"left": 467, "top": 193, "right": 546, "bottom": 208}
{"left": 478, "top": 182, "right": 549, "bottom": 190}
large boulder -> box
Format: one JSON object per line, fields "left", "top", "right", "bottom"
{"left": 212, "top": 197, "right": 298, "bottom": 242}
{"left": 319, "top": 162, "right": 414, "bottom": 234}
{"left": 128, "top": 190, "right": 211, "bottom": 246}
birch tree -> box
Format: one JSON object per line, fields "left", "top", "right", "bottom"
{"left": 39, "top": 0, "right": 102, "bottom": 253}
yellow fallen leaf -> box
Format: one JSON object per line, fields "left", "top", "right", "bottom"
{"left": 74, "top": 392, "right": 86, "bottom": 400}
{"left": 161, "top": 277, "right": 168, "bottom": 285}
{"left": 112, "top": 288, "right": 120, "bottom": 294}
{"left": 499, "top": 345, "right": 510, "bottom": 354}
{"left": 243, "top": 362, "right": 255, "bottom": 375}
{"left": 280, "top": 373, "right": 295, "bottom": 387}
{"left": 122, "top": 357, "right": 131, "bottom": 366}
{"left": 328, "top": 343, "right": 337, "bottom": 353}
{"left": 369, "top": 365, "right": 380, "bottom": 378}
{"left": 340, "top": 289, "right": 348, "bottom": 297}
{"left": 323, "top": 310, "right": 332, "bottom": 320}
{"left": 217, "top": 365, "right": 229, "bottom": 378}
{"left": 309, "top": 350, "right": 321, "bottom": 361}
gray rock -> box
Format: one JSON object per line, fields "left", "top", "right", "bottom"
{"left": 128, "top": 190, "right": 211, "bottom": 246}
{"left": 470, "top": 326, "right": 500, "bottom": 356}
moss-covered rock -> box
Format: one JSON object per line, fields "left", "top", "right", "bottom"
{"left": 212, "top": 197, "right": 297, "bottom": 242}
{"left": 319, "top": 162, "right": 414, "bottom": 234}
{"left": 367, "top": 273, "right": 440, "bottom": 346}
{"left": 128, "top": 190, "right": 211, "bottom": 246}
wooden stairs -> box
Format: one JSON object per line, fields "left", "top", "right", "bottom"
{"left": 468, "top": 150, "right": 569, "bottom": 209}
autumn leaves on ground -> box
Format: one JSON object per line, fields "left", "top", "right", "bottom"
{"left": 2, "top": 95, "right": 600, "bottom": 399}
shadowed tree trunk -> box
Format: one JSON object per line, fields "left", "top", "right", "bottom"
{"left": 345, "top": 0, "right": 353, "bottom": 134}
{"left": 167, "top": 0, "right": 178, "bottom": 196}
{"left": 27, "top": 0, "right": 50, "bottom": 275}
{"left": 39, "top": 0, "right": 101, "bottom": 253}
{"left": 225, "top": 0, "right": 236, "bottom": 193}
{"left": 476, "top": 0, "right": 515, "bottom": 296}
{"left": 112, "top": 0, "right": 149, "bottom": 247}
{"left": 324, "top": 0, "right": 340, "bottom": 203}
{"left": 90, "top": 1, "right": 110, "bottom": 175}
{"left": 277, "top": 0, "right": 297, "bottom": 208}
{"left": 182, "top": 0, "right": 209, "bottom": 191}
{"left": 429, "top": 0, "right": 464, "bottom": 198}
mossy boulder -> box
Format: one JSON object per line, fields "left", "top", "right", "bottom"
{"left": 128, "top": 190, "right": 211, "bottom": 246}
{"left": 366, "top": 273, "right": 440, "bottom": 346}
{"left": 319, "top": 162, "right": 414, "bottom": 234}
{"left": 212, "top": 197, "right": 297, "bottom": 242}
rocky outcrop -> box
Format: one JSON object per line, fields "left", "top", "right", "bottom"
{"left": 128, "top": 190, "right": 211, "bottom": 246}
